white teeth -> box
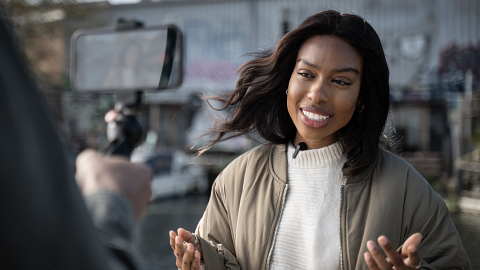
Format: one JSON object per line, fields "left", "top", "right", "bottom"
{"left": 302, "top": 110, "right": 329, "bottom": 122}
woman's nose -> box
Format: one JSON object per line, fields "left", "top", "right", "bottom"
{"left": 307, "top": 79, "right": 329, "bottom": 103}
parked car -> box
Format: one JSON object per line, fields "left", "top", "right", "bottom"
{"left": 132, "top": 150, "right": 208, "bottom": 200}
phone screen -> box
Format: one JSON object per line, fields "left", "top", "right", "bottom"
{"left": 73, "top": 28, "right": 169, "bottom": 92}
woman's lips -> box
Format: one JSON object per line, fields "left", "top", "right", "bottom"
{"left": 300, "top": 108, "right": 331, "bottom": 128}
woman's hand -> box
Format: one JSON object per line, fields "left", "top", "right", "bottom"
{"left": 169, "top": 228, "right": 205, "bottom": 270}
{"left": 364, "top": 233, "right": 422, "bottom": 269}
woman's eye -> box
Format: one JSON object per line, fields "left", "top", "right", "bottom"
{"left": 298, "top": 72, "right": 314, "bottom": 78}
{"left": 332, "top": 79, "right": 351, "bottom": 86}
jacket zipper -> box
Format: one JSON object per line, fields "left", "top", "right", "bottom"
{"left": 340, "top": 185, "right": 345, "bottom": 270}
{"left": 265, "top": 184, "right": 289, "bottom": 270}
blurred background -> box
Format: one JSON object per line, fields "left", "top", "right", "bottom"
{"left": 2, "top": 0, "right": 479, "bottom": 269}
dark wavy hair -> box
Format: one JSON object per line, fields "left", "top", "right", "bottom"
{"left": 202, "top": 10, "right": 390, "bottom": 178}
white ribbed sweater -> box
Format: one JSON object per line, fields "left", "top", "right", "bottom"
{"left": 269, "top": 142, "right": 344, "bottom": 270}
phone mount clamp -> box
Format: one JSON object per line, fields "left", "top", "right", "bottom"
{"left": 98, "top": 18, "right": 146, "bottom": 159}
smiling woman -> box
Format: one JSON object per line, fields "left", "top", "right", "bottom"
{"left": 287, "top": 35, "right": 362, "bottom": 150}
{"left": 169, "top": 10, "right": 471, "bottom": 270}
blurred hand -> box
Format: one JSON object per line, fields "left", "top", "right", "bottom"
{"left": 169, "top": 228, "right": 204, "bottom": 270}
{"left": 364, "top": 233, "right": 422, "bottom": 270}
{"left": 75, "top": 149, "right": 153, "bottom": 221}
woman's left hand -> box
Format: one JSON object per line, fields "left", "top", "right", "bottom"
{"left": 169, "top": 228, "right": 205, "bottom": 270}
{"left": 364, "top": 233, "right": 422, "bottom": 269}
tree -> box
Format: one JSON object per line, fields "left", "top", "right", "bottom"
{"left": 1, "top": 0, "right": 104, "bottom": 90}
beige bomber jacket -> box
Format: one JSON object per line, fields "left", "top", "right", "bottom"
{"left": 196, "top": 144, "right": 471, "bottom": 270}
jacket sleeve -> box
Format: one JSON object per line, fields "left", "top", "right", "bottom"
{"left": 401, "top": 167, "right": 471, "bottom": 270}
{"left": 195, "top": 171, "right": 241, "bottom": 270}
{"left": 84, "top": 190, "right": 138, "bottom": 270}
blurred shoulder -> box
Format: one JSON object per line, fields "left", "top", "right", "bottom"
{"left": 211, "top": 144, "right": 279, "bottom": 198}
{"left": 378, "top": 148, "right": 423, "bottom": 177}
{"left": 377, "top": 148, "right": 439, "bottom": 198}
{"left": 224, "top": 144, "right": 275, "bottom": 169}
{"left": 215, "top": 144, "right": 278, "bottom": 183}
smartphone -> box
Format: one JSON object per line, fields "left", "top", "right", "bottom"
{"left": 70, "top": 24, "right": 183, "bottom": 92}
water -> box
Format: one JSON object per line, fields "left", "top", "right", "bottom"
{"left": 451, "top": 212, "right": 480, "bottom": 268}
{"left": 135, "top": 194, "right": 480, "bottom": 269}
{"left": 134, "top": 194, "right": 209, "bottom": 270}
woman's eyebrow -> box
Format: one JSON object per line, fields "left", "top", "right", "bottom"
{"left": 297, "top": 59, "right": 359, "bottom": 75}
{"left": 331, "top": 67, "right": 360, "bottom": 74}
{"left": 297, "top": 59, "right": 320, "bottom": 70}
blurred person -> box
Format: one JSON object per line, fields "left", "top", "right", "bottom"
{"left": 169, "top": 10, "right": 471, "bottom": 270}
{"left": 0, "top": 11, "right": 151, "bottom": 270}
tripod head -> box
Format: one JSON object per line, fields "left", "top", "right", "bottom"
{"left": 99, "top": 92, "right": 144, "bottom": 158}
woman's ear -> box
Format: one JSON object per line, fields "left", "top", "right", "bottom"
{"left": 355, "top": 100, "right": 364, "bottom": 113}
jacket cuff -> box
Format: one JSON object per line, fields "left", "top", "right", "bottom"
{"left": 84, "top": 190, "right": 137, "bottom": 270}
{"left": 84, "top": 190, "right": 135, "bottom": 248}
{"left": 199, "top": 236, "right": 227, "bottom": 270}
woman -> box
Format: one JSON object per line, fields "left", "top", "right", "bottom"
{"left": 169, "top": 10, "right": 470, "bottom": 270}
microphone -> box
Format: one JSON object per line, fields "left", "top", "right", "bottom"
{"left": 292, "top": 142, "right": 307, "bottom": 159}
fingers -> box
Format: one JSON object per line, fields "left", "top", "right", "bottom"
{"left": 175, "top": 236, "right": 185, "bottom": 268}
{"left": 75, "top": 149, "right": 99, "bottom": 186}
{"left": 178, "top": 228, "right": 196, "bottom": 244}
{"left": 105, "top": 110, "right": 118, "bottom": 122}
{"left": 377, "top": 236, "right": 404, "bottom": 266}
{"left": 175, "top": 242, "right": 199, "bottom": 270}
{"left": 181, "top": 244, "right": 194, "bottom": 269}
{"left": 171, "top": 228, "right": 204, "bottom": 269}
{"left": 406, "top": 245, "right": 420, "bottom": 268}
{"left": 366, "top": 240, "right": 392, "bottom": 269}
{"left": 75, "top": 149, "right": 98, "bottom": 168}
{"left": 401, "top": 233, "right": 422, "bottom": 268}
{"left": 365, "top": 235, "right": 421, "bottom": 270}
{"left": 364, "top": 252, "right": 381, "bottom": 270}
{"left": 363, "top": 233, "right": 422, "bottom": 270}
{"left": 401, "top": 233, "right": 422, "bottom": 257}
{"left": 178, "top": 228, "right": 204, "bottom": 259}
{"left": 169, "top": 230, "right": 177, "bottom": 251}
{"left": 192, "top": 251, "right": 201, "bottom": 270}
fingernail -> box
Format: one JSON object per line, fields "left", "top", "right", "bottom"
{"left": 195, "top": 251, "right": 200, "bottom": 258}
{"left": 176, "top": 236, "right": 182, "bottom": 244}
{"left": 378, "top": 236, "right": 388, "bottom": 246}
{"left": 364, "top": 252, "right": 371, "bottom": 260}
{"left": 409, "top": 246, "right": 417, "bottom": 253}
{"left": 367, "top": 241, "right": 376, "bottom": 250}
{"left": 187, "top": 244, "right": 193, "bottom": 251}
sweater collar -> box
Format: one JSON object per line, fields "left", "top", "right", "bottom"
{"left": 270, "top": 144, "right": 382, "bottom": 185}
{"left": 286, "top": 141, "right": 343, "bottom": 168}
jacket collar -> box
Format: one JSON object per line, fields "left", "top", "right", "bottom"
{"left": 270, "top": 144, "right": 288, "bottom": 184}
{"left": 344, "top": 151, "right": 382, "bottom": 185}
{"left": 270, "top": 143, "right": 382, "bottom": 185}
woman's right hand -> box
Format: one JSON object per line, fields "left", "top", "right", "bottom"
{"left": 169, "top": 228, "right": 205, "bottom": 270}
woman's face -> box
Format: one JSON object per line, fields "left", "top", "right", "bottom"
{"left": 287, "top": 35, "right": 362, "bottom": 149}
